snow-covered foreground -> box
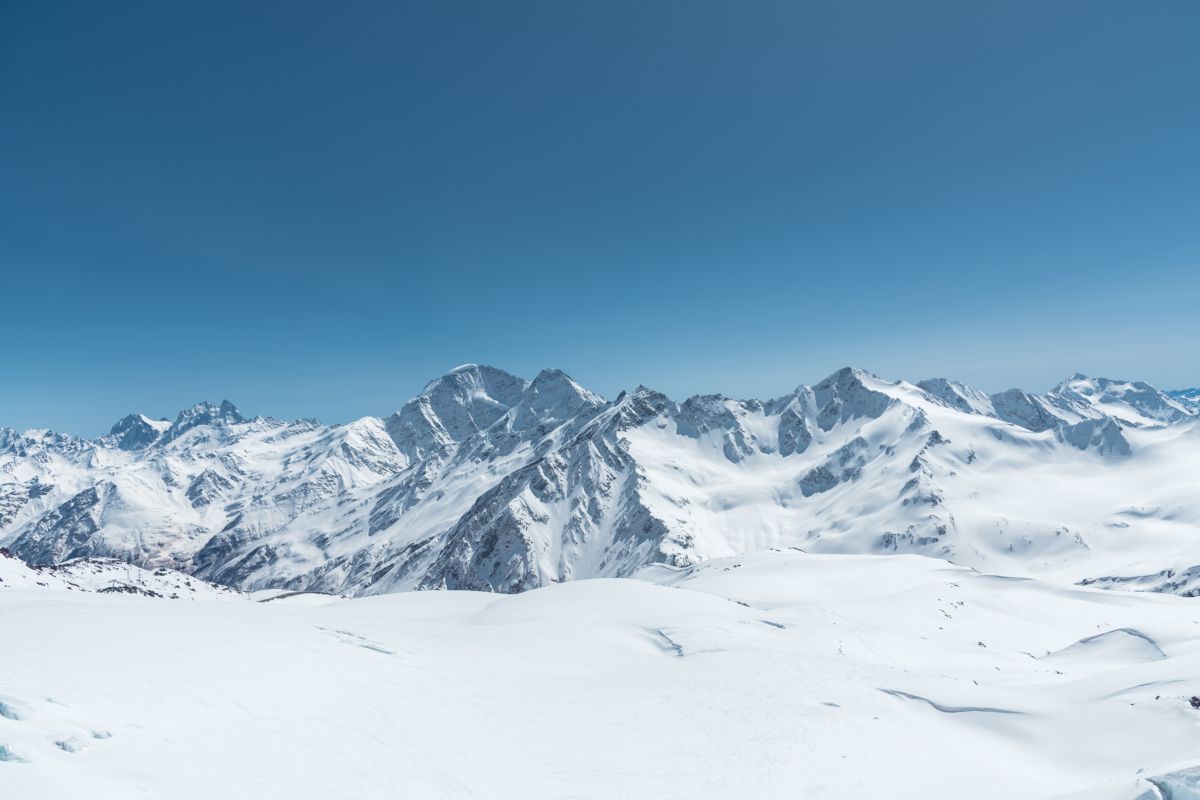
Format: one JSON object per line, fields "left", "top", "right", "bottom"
{"left": 3, "top": 550, "right": 1198, "bottom": 799}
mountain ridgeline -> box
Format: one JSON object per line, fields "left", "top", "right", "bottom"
{"left": 3, "top": 366, "right": 1199, "bottom": 596}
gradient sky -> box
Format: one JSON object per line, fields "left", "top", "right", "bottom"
{"left": 3, "top": 1, "right": 1199, "bottom": 436}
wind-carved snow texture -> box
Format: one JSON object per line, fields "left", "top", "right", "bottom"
{"left": 3, "top": 364, "right": 1200, "bottom": 596}
{"left": 877, "top": 688, "right": 1025, "bottom": 715}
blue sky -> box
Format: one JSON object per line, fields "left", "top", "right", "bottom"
{"left": 3, "top": 1, "right": 1198, "bottom": 435}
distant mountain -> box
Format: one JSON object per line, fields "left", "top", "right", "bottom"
{"left": 1167, "top": 387, "right": 1200, "bottom": 412}
{"left": 0, "top": 547, "right": 239, "bottom": 599}
{"left": 3, "top": 365, "right": 1199, "bottom": 596}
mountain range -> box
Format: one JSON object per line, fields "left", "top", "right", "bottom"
{"left": 3, "top": 365, "right": 1199, "bottom": 596}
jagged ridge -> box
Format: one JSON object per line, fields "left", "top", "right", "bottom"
{"left": 2, "top": 365, "right": 1198, "bottom": 597}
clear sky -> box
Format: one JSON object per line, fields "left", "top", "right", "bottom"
{"left": 3, "top": 1, "right": 1198, "bottom": 435}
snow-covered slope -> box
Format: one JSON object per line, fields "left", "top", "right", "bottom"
{"left": 2, "top": 364, "right": 1200, "bottom": 596}
{"left": 1, "top": 550, "right": 1198, "bottom": 799}
{"left": 1168, "top": 387, "right": 1200, "bottom": 413}
{"left": 0, "top": 548, "right": 240, "bottom": 599}
{"left": 1047, "top": 374, "right": 1197, "bottom": 426}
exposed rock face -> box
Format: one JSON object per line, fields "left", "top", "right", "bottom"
{"left": 989, "top": 388, "right": 1061, "bottom": 432}
{"left": 10, "top": 485, "right": 104, "bottom": 565}
{"left": 1057, "top": 417, "right": 1131, "bottom": 456}
{"left": 108, "top": 414, "right": 168, "bottom": 451}
{"left": 162, "top": 401, "right": 244, "bottom": 444}
{"left": 812, "top": 367, "right": 893, "bottom": 431}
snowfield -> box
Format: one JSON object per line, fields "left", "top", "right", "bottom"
{"left": 3, "top": 549, "right": 1199, "bottom": 799}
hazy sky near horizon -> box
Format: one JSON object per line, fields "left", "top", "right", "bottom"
{"left": 3, "top": 1, "right": 1199, "bottom": 435}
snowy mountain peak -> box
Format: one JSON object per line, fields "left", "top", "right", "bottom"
{"left": 417, "top": 363, "right": 527, "bottom": 402}
{"left": 1167, "top": 387, "right": 1200, "bottom": 412}
{"left": 510, "top": 369, "right": 606, "bottom": 429}
{"left": 107, "top": 413, "right": 170, "bottom": 451}
{"left": 815, "top": 365, "right": 874, "bottom": 386}
{"left": 527, "top": 367, "right": 600, "bottom": 401}
{"left": 626, "top": 384, "right": 674, "bottom": 407}
{"left": 384, "top": 365, "right": 529, "bottom": 462}
{"left": 811, "top": 366, "right": 893, "bottom": 431}
{"left": 161, "top": 400, "right": 245, "bottom": 443}
{"left": 1047, "top": 374, "right": 1195, "bottom": 426}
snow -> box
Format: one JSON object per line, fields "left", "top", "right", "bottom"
{"left": 5, "top": 365, "right": 1200, "bottom": 795}
{"left": 2, "top": 549, "right": 1198, "bottom": 798}
{"left": 0, "top": 549, "right": 240, "bottom": 598}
